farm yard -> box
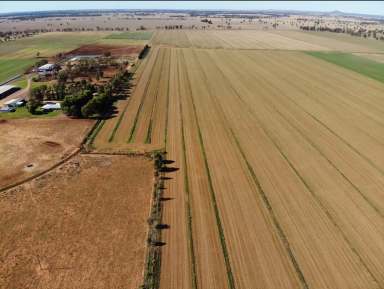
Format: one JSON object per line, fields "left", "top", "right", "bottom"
{"left": 0, "top": 31, "right": 150, "bottom": 83}
{"left": 91, "top": 29, "right": 384, "bottom": 289}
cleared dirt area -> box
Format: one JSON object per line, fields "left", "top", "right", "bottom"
{"left": 0, "top": 117, "right": 93, "bottom": 189}
{"left": 90, "top": 29, "right": 384, "bottom": 289}
{"left": 0, "top": 154, "right": 153, "bottom": 289}
{"left": 65, "top": 43, "right": 143, "bottom": 57}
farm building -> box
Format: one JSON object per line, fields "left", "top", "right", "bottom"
{"left": 69, "top": 55, "right": 101, "bottom": 62}
{"left": 0, "top": 106, "right": 15, "bottom": 113}
{"left": 0, "top": 85, "right": 19, "bottom": 99}
{"left": 41, "top": 102, "right": 61, "bottom": 112}
{"left": 38, "top": 63, "right": 56, "bottom": 75}
{"left": 4, "top": 98, "right": 24, "bottom": 108}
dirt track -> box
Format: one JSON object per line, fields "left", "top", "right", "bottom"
{"left": 0, "top": 154, "right": 153, "bottom": 289}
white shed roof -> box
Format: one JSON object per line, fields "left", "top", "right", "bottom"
{"left": 38, "top": 63, "right": 55, "bottom": 70}
{"left": 41, "top": 103, "right": 61, "bottom": 110}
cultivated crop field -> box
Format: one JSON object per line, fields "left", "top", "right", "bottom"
{"left": 92, "top": 30, "right": 384, "bottom": 289}
{"left": 150, "top": 30, "right": 384, "bottom": 52}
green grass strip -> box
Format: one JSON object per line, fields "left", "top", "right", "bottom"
{"left": 179, "top": 89, "right": 198, "bottom": 289}
{"left": 108, "top": 103, "right": 128, "bottom": 143}
{"left": 127, "top": 49, "right": 160, "bottom": 143}
{"left": 105, "top": 31, "right": 153, "bottom": 40}
{"left": 306, "top": 51, "right": 384, "bottom": 84}
{"left": 86, "top": 119, "right": 105, "bottom": 150}
{"left": 145, "top": 119, "right": 153, "bottom": 144}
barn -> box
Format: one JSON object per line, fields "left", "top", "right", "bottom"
{"left": 38, "top": 63, "right": 56, "bottom": 75}
{"left": 0, "top": 85, "right": 20, "bottom": 100}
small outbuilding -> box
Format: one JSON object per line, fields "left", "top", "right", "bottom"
{"left": 41, "top": 102, "right": 61, "bottom": 112}
{"left": 0, "top": 105, "right": 15, "bottom": 113}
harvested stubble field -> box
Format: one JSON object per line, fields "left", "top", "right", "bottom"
{"left": 0, "top": 154, "right": 153, "bottom": 289}
{"left": 150, "top": 30, "right": 384, "bottom": 52}
{"left": 93, "top": 30, "right": 384, "bottom": 289}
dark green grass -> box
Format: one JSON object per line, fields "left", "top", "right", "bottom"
{"left": 307, "top": 51, "right": 384, "bottom": 83}
{"left": 105, "top": 31, "right": 153, "bottom": 40}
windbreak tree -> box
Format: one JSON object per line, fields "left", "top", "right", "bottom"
{"left": 61, "top": 89, "right": 93, "bottom": 117}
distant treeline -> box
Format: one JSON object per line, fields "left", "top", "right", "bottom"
{"left": 300, "top": 25, "right": 384, "bottom": 40}
{"left": 0, "top": 11, "right": 102, "bottom": 20}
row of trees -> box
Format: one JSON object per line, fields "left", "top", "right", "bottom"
{"left": 300, "top": 25, "right": 384, "bottom": 40}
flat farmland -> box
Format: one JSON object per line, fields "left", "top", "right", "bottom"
{"left": 150, "top": 30, "right": 384, "bottom": 52}
{"left": 0, "top": 117, "right": 94, "bottom": 190}
{"left": 0, "top": 154, "right": 153, "bottom": 289}
{"left": 91, "top": 30, "right": 384, "bottom": 289}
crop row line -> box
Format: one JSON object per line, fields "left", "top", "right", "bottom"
{"left": 179, "top": 68, "right": 198, "bottom": 289}
{"left": 128, "top": 48, "right": 161, "bottom": 143}
{"left": 163, "top": 51, "right": 172, "bottom": 148}
{"left": 84, "top": 119, "right": 105, "bottom": 151}
{"left": 197, "top": 50, "right": 308, "bottom": 289}
{"left": 220, "top": 54, "right": 380, "bottom": 285}
{"left": 183, "top": 50, "right": 236, "bottom": 289}
{"left": 241, "top": 51, "right": 384, "bottom": 217}
{"left": 271, "top": 105, "right": 383, "bottom": 217}
{"left": 141, "top": 48, "right": 166, "bottom": 144}
{"left": 108, "top": 82, "right": 133, "bottom": 142}
{"left": 244, "top": 52, "right": 384, "bottom": 179}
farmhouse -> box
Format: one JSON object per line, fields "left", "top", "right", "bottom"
{"left": 0, "top": 85, "right": 19, "bottom": 99}
{"left": 38, "top": 63, "right": 56, "bottom": 75}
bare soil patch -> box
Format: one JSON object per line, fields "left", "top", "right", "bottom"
{"left": 66, "top": 44, "right": 143, "bottom": 57}
{"left": 0, "top": 154, "right": 153, "bottom": 289}
{"left": 0, "top": 116, "right": 94, "bottom": 189}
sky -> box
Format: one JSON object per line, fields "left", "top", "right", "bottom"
{"left": 0, "top": 1, "right": 383, "bottom": 16}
